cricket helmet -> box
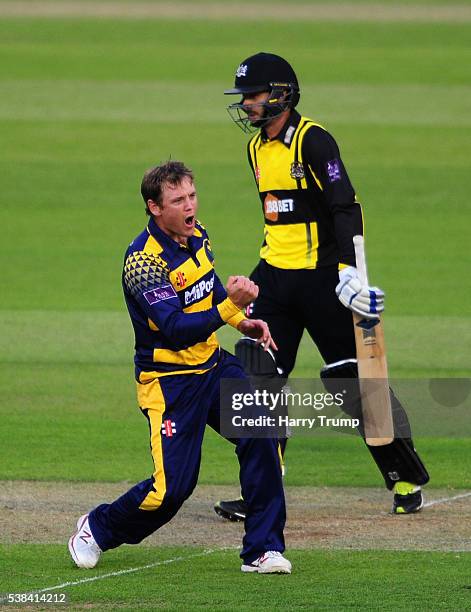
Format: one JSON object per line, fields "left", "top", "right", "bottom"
{"left": 224, "top": 52, "right": 300, "bottom": 133}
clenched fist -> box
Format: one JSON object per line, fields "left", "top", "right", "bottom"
{"left": 226, "top": 275, "right": 259, "bottom": 309}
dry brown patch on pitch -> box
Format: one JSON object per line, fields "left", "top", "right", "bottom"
{"left": 0, "top": 2, "right": 470, "bottom": 23}
{"left": 1, "top": 481, "right": 470, "bottom": 552}
{"left": 0, "top": 481, "right": 244, "bottom": 549}
{"left": 285, "top": 486, "right": 471, "bottom": 552}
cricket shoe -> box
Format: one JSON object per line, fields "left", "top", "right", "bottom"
{"left": 241, "top": 551, "right": 292, "bottom": 574}
{"left": 392, "top": 482, "right": 424, "bottom": 514}
{"left": 214, "top": 497, "right": 247, "bottom": 522}
{"left": 68, "top": 514, "right": 101, "bottom": 568}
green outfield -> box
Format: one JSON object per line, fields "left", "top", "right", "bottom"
{"left": 2, "top": 545, "right": 471, "bottom": 610}
{"left": 1, "top": 1, "right": 470, "bottom": 609}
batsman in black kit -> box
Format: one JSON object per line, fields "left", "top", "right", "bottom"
{"left": 214, "top": 52, "right": 429, "bottom": 522}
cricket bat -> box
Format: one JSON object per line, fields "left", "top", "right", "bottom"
{"left": 352, "top": 235, "right": 394, "bottom": 446}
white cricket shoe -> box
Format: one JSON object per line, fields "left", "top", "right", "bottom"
{"left": 68, "top": 514, "right": 101, "bottom": 569}
{"left": 241, "top": 551, "right": 291, "bottom": 574}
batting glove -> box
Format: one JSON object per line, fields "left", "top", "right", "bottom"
{"left": 335, "top": 266, "right": 385, "bottom": 319}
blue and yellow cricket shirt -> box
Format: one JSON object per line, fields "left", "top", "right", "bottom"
{"left": 122, "top": 217, "right": 245, "bottom": 382}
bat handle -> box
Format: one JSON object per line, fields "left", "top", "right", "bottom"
{"left": 353, "top": 234, "right": 369, "bottom": 286}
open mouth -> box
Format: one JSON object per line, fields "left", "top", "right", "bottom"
{"left": 184, "top": 215, "right": 195, "bottom": 228}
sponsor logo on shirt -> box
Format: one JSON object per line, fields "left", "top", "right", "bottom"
{"left": 264, "top": 193, "right": 295, "bottom": 222}
{"left": 284, "top": 126, "right": 296, "bottom": 145}
{"left": 184, "top": 274, "right": 215, "bottom": 305}
{"left": 326, "top": 158, "right": 342, "bottom": 182}
{"left": 143, "top": 285, "right": 177, "bottom": 305}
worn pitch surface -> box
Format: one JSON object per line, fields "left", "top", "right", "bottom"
{"left": 2, "top": 482, "right": 469, "bottom": 552}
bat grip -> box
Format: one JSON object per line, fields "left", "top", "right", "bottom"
{"left": 353, "top": 235, "right": 369, "bottom": 286}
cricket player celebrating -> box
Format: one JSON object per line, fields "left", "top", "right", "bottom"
{"left": 214, "top": 52, "right": 429, "bottom": 522}
{"left": 68, "top": 161, "right": 291, "bottom": 574}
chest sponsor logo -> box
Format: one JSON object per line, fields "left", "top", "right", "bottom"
{"left": 290, "top": 161, "right": 305, "bottom": 179}
{"left": 143, "top": 285, "right": 177, "bottom": 305}
{"left": 264, "top": 193, "right": 295, "bottom": 222}
{"left": 326, "top": 158, "right": 342, "bottom": 183}
{"left": 184, "top": 274, "right": 215, "bottom": 305}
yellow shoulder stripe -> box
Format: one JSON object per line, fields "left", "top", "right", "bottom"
{"left": 297, "top": 118, "right": 327, "bottom": 191}
{"left": 144, "top": 233, "right": 164, "bottom": 255}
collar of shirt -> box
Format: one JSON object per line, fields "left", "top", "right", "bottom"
{"left": 147, "top": 216, "right": 199, "bottom": 256}
{"left": 260, "top": 110, "right": 302, "bottom": 147}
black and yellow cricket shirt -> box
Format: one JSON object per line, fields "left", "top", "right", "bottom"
{"left": 247, "top": 110, "right": 363, "bottom": 269}
{"left": 122, "top": 217, "right": 245, "bottom": 382}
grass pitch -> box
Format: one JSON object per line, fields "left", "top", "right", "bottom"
{"left": 0, "top": 1, "right": 470, "bottom": 609}
{"left": 2, "top": 545, "right": 471, "bottom": 610}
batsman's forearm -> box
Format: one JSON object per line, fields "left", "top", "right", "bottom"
{"left": 333, "top": 203, "right": 364, "bottom": 266}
